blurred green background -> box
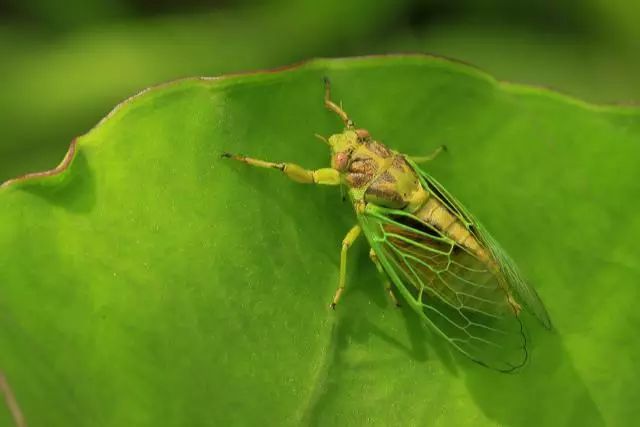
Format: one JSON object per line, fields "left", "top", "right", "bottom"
{"left": 1, "top": 0, "right": 639, "bottom": 183}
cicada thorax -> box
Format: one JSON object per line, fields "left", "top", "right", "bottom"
{"left": 344, "top": 139, "right": 426, "bottom": 209}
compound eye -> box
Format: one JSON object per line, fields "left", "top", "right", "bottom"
{"left": 333, "top": 152, "right": 350, "bottom": 171}
{"left": 355, "top": 129, "right": 370, "bottom": 141}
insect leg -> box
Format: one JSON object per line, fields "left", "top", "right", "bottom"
{"left": 369, "top": 248, "right": 401, "bottom": 307}
{"left": 410, "top": 145, "right": 447, "bottom": 163}
{"left": 331, "top": 225, "right": 362, "bottom": 309}
{"left": 323, "top": 77, "right": 354, "bottom": 129}
{"left": 222, "top": 153, "right": 340, "bottom": 185}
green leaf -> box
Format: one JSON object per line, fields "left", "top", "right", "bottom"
{"left": 1, "top": 56, "right": 639, "bottom": 426}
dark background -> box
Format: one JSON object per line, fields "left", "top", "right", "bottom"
{"left": 1, "top": 0, "right": 639, "bottom": 182}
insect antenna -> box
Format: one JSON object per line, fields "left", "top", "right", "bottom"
{"left": 314, "top": 133, "right": 329, "bottom": 145}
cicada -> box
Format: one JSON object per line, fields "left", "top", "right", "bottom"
{"left": 223, "top": 78, "right": 552, "bottom": 372}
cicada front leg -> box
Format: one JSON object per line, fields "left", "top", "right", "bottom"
{"left": 409, "top": 145, "right": 447, "bottom": 163}
{"left": 222, "top": 153, "right": 340, "bottom": 185}
{"left": 323, "top": 77, "right": 355, "bottom": 129}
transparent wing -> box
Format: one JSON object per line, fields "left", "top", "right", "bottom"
{"left": 360, "top": 206, "right": 528, "bottom": 372}
{"left": 406, "top": 158, "right": 552, "bottom": 329}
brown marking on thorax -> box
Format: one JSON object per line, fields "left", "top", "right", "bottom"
{"left": 366, "top": 140, "right": 391, "bottom": 157}
{"left": 346, "top": 141, "right": 425, "bottom": 209}
{"left": 345, "top": 141, "right": 392, "bottom": 189}
{"left": 415, "top": 197, "right": 490, "bottom": 263}
{"left": 365, "top": 170, "right": 405, "bottom": 207}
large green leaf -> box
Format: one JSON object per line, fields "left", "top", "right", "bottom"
{"left": 1, "top": 56, "right": 639, "bottom": 426}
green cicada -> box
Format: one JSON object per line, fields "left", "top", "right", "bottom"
{"left": 223, "top": 78, "right": 552, "bottom": 372}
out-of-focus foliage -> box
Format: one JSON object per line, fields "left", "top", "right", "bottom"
{"left": 1, "top": 0, "right": 638, "bottom": 182}
{"left": 0, "top": 0, "right": 407, "bottom": 182}
{"left": 382, "top": 24, "right": 640, "bottom": 103}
